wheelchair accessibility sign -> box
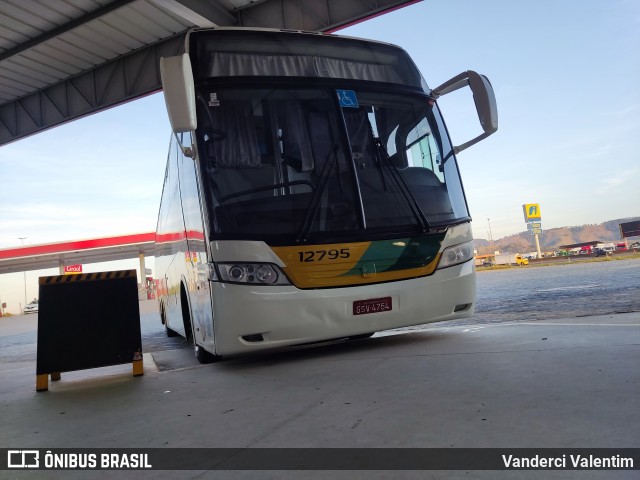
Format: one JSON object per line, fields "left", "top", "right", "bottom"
{"left": 337, "top": 89, "right": 359, "bottom": 108}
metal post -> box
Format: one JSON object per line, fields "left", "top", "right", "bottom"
{"left": 487, "top": 218, "right": 493, "bottom": 243}
{"left": 19, "top": 237, "right": 27, "bottom": 310}
{"left": 139, "top": 253, "right": 146, "bottom": 295}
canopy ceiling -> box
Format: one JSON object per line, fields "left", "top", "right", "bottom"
{"left": 0, "top": 0, "right": 421, "bottom": 146}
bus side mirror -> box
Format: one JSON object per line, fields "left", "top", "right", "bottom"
{"left": 160, "top": 54, "right": 197, "bottom": 134}
{"left": 431, "top": 70, "right": 498, "bottom": 154}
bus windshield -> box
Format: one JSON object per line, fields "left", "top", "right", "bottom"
{"left": 196, "top": 86, "right": 469, "bottom": 244}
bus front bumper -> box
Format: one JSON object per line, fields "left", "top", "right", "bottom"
{"left": 210, "top": 260, "right": 475, "bottom": 356}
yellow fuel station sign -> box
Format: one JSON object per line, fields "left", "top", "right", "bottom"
{"left": 522, "top": 203, "right": 541, "bottom": 221}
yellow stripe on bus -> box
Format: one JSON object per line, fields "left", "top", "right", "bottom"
{"left": 272, "top": 241, "right": 441, "bottom": 289}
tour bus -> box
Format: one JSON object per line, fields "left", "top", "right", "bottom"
{"left": 155, "top": 27, "right": 498, "bottom": 362}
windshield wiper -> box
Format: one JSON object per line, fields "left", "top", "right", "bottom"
{"left": 373, "top": 138, "right": 431, "bottom": 232}
{"left": 296, "top": 144, "right": 341, "bottom": 244}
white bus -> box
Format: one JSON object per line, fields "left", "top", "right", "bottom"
{"left": 155, "top": 28, "right": 497, "bottom": 362}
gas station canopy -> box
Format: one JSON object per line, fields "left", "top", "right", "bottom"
{"left": 0, "top": 233, "right": 156, "bottom": 274}
{"left": 0, "top": 0, "right": 421, "bottom": 146}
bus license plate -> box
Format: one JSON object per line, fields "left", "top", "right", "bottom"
{"left": 353, "top": 297, "right": 392, "bottom": 316}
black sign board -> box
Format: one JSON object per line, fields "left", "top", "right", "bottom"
{"left": 619, "top": 221, "right": 640, "bottom": 239}
{"left": 36, "top": 270, "right": 142, "bottom": 388}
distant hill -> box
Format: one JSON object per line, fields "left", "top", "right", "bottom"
{"left": 474, "top": 217, "right": 640, "bottom": 254}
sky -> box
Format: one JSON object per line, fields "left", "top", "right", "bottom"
{"left": 1, "top": 0, "right": 639, "bottom": 312}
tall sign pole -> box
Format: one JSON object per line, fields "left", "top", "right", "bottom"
{"left": 523, "top": 204, "right": 543, "bottom": 259}
{"left": 533, "top": 230, "right": 542, "bottom": 258}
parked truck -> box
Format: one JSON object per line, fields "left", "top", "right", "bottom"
{"left": 494, "top": 253, "right": 529, "bottom": 266}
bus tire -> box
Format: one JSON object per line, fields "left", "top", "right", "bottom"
{"left": 165, "top": 323, "right": 178, "bottom": 338}
{"left": 195, "top": 343, "right": 221, "bottom": 364}
{"left": 160, "top": 303, "right": 177, "bottom": 337}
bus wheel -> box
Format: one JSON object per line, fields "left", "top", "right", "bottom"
{"left": 160, "top": 304, "right": 177, "bottom": 337}
{"left": 165, "top": 323, "right": 178, "bottom": 338}
{"left": 348, "top": 332, "right": 375, "bottom": 341}
{"left": 194, "top": 343, "right": 220, "bottom": 364}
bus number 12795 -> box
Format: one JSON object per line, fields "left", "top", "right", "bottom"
{"left": 298, "top": 249, "right": 351, "bottom": 263}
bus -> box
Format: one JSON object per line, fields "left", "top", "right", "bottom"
{"left": 155, "top": 27, "right": 498, "bottom": 362}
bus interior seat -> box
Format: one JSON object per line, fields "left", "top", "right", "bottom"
{"left": 340, "top": 110, "right": 455, "bottom": 225}
{"left": 400, "top": 168, "right": 454, "bottom": 221}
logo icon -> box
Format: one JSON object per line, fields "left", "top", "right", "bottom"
{"left": 63, "top": 264, "right": 83, "bottom": 275}
{"left": 8, "top": 450, "right": 40, "bottom": 468}
{"left": 522, "top": 203, "right": 541, "bottom": 221}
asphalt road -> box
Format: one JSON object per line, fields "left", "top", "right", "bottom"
{"left": 470, "top": 257, "right": 640, "bottom": 325}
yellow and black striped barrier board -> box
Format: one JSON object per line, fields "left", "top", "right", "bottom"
{"left": 39, "top": 270, "right": 137, "bottom": 285}
{"left": 36, "top": 269, "right": 143, "bottom": 392}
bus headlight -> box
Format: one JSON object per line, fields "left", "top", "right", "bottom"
{"left": 436, "top": 241, "right": 474, "bottom": 269}
{"left": 217, "top": 263, "right": 291, "bottom": 285}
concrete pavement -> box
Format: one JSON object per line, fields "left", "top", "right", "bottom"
{"left": 0, "top": 310, "right": 638, "bottom": 479}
